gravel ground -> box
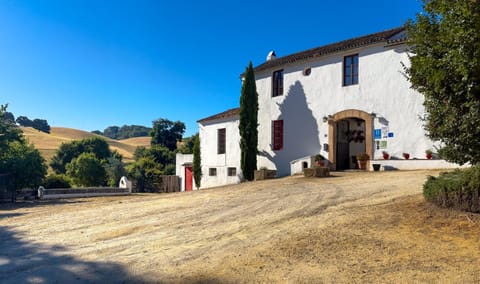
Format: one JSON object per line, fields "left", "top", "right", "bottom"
{"left": 1, "top": 170, "right": 479, "bottom": 283}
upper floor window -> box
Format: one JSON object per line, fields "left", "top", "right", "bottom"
{"left": 272, "top": 120, "right": 284, "bottom": 151}
{"left": 343, "top": 54, "right": 359, "bottom": 86}
{"left": 272, "top": 69, "right": 284, "bottom": 97}
{"left": 217, "top": 128, "right": 226, "bottom": 154}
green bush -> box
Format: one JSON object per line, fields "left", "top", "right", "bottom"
{"left": 423, "top": 166, "right": 480, "bottom": 213}
{"left": 44, "top": 174, "right": 71, "bottom": 189}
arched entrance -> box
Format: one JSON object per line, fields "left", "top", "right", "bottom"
{"left": 328, "top": 110, "right": 373, "bottom": 170}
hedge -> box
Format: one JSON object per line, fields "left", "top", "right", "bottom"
{"left": 423, "top": 166, "right": 480, "bottom": 213}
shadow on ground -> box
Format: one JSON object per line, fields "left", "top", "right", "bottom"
{"left": 0, "top": 226, "right": 146, "bottom": 283}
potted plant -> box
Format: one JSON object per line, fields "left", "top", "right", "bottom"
{"left": 356, "top": 152, "right": 369, "bottom": 170}
{"left": 314, "top": 154, "right": 327, "bottom": 167}
{"left": 425, "top": 149, "right": 433, "bottom": 159}
{"left": 403, "top": 153, "right": 410, "bottom": 160}
{"left": 382, "top": 151, "right": 390, "bottom": 160}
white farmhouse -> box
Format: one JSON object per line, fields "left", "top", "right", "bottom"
{"left": 177, "top": 26, "right": 459, "bottom": 190}
{"left": 254, "top": 26, "right": 459, "bottom": 176}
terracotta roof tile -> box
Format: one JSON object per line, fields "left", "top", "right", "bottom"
{"left": 254, "top": 26, "right": 406, "bottom": 72}
{"left": 198, "top": 107, "right": 240, "bottom": 123}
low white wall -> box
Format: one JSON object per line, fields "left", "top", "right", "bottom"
{"left": 370, "top": 159, "right": 466, "bottom": 171}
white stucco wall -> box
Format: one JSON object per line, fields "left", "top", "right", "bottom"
{"left": 255, "top": 42, "right": 440, "bottom": 176}
{"left": 199, "top": 116, "right": 242, "bottom": 188}
{"left": 175, "top": 153, "right": 193, "bottom": 192}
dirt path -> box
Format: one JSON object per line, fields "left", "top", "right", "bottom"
{"left": 1, "top": 170, "right": 479, "bottom": 283}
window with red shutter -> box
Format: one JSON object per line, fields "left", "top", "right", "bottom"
{"left": 272, "top": 120, "right": 283, "bottom": 150}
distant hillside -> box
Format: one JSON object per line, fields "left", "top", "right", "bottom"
{"left": 21, "top": 126, "right": 150, "bottom": 164}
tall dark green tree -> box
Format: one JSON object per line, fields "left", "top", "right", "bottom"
{"left": 192, "top": 134, "right": 201, "bottom": 189}
{"left": 239, "top": 61, "right": 259, "bottom": 181}
{"left": 405, "top": 0, "right": 480, "bottom": 165}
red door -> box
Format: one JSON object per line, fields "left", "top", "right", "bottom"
{"left": 185, "top": 166, "right": 193, "bottom": 191}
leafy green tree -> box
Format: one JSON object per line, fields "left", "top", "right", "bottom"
{"left": 127, "top": 156, "right": 164, "bottom": 192}
{"left": 50, "top": 137, "right": 112, "bottom": 174}
{"left": 405, "top": 0, "right": 480, "bottom": 165}
{"left": 150, "top": 118, "right": 185, "bottom": 151}
{"left": 239, "top": 61, "right": 259, "bottom": 181}
{"left": 66, "top": 152, "right": 106, "bottom": 187}
{"left": 3, "top": 111, "right": 15, "bottom": 124}
{"left": 0, "top": 105, "right": 47, "bottom": 190}
{"left": 32, "top": 119, "right": 50, "bottom": 133}
{"left": 104, "top": 156, "right": 126, "bottom": 187}
{"left": 15, "top": 115, "right": 32, "bottom": 127}
{"left": 103, "top": 126, "right": 120, "bottom": 139}
{"left": 0, "top": 105, "right": 22, "bottom": 152}
{"left": 193, "top": 134, "right": 202, "bottom": 189}
{"left": 0, "top": 141, "right": 47, "bottom": 190}
{"left": 178, "top": 133, "right": 198, "bottom": 154}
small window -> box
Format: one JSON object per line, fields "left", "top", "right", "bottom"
{"left": 272, "top": 120, "right": 284, "bottom": 151}
{"left": 217, "top": 128, "right": 226, "bottom": 154}
{"left": 343, "top": 54, "right": 359, "bottom": 86}
{"left": 227, "top": 167, "right": 237, "bottom": 176}
{"left": 272, "top": 69, "right": 284, "bottom": 97}
{"left": 209, "top": 168, "right": 217, "bottom": 176}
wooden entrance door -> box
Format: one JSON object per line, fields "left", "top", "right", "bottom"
{"left": 336, "top": 120, "right": 350, "bottom": 170}
{"left": 185, "top": 166, "right": 193, "bottom": 191}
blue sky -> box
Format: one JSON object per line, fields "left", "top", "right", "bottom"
{"left": 0, "top": 0, "right": 422, "bottom": 137}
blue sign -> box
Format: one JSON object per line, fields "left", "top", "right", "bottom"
{"left": 374, "top": 129, "right": 381, "bottom": 139}
{"left": 388, "top": 132, "right": 394, "bottom": 138}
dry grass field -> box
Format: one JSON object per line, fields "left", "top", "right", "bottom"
{"left": 21, "top": 126, "right": 150, "bottom": 164}
{"left": 1, "top": 170, "right": 479, "bottom": 283}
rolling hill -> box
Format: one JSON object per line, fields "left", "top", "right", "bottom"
{"left": 21, "top": 127, "right": 151, "bottom": 164}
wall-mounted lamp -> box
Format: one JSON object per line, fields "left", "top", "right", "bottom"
{"left": 322, "top": 115, "right": 333, "bottom": 123}
{"left": 370, "top": 112, "right": 377, "bottom": 118}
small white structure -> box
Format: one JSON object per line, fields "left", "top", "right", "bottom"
{"left": 197, "top": 108, "right": 242, "bottom": 188}
{"left": 176, "top": 153, "right": 194, "bottom": 191}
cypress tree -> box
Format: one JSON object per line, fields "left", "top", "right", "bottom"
{"left": 192, "top": 134, "right": 202, "bottom": 189}
{"left": 239, "top": 62, "right": 259, "bottom": 181}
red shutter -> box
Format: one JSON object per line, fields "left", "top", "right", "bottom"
{"left": 272, "top": 120, "right": 283, "bottom": 150}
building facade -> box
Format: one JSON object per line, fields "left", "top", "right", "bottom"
{"left": 177, "top": 27, "right": 460, "bottom": 189}
{"left": 253, "top": 27, "right": 449, "bottom": 176}
{"left": 198, "top": 108, "right": 242, "bottom": 188}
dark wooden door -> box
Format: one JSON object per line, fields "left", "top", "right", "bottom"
{"left": 336, "top": 120, "right": 350, "bottom": 170}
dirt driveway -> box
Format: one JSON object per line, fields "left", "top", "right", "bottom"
{"left": 1, "top": 170, "right": 479, "bottom": 283}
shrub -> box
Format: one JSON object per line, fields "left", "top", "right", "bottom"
{"left": 44, "top": 174, "right": 71, "bottom": 189}
{"left": 423, "top": 166, "right": 480, "bottom": 213}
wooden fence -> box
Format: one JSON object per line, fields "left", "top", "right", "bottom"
{"left": 0, "top": 173, "right": 14, "bottom": 203}
{"left": 160, "top": 175, "right": 180, "bottom": 193}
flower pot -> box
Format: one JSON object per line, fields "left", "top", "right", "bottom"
{"left": 372, "top": 164, "right": 381, "bottom": 171}
{"left": 383, "top": 154, "right": 389, "bottom": 160}
{"left": 357, "top": 160, "right": 367, "bottom": 171}
{"left": 404, "top": 154, "right": 410, "bottom": 160}
{"left": 426, "top": 154, "right": 432, "bottom": 160}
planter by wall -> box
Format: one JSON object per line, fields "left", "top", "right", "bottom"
{"left": 254, "top": 169, "right": 277, "bottom": 181}
{"left": 304, "top": 167, "right": 330, "bottom": 178}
